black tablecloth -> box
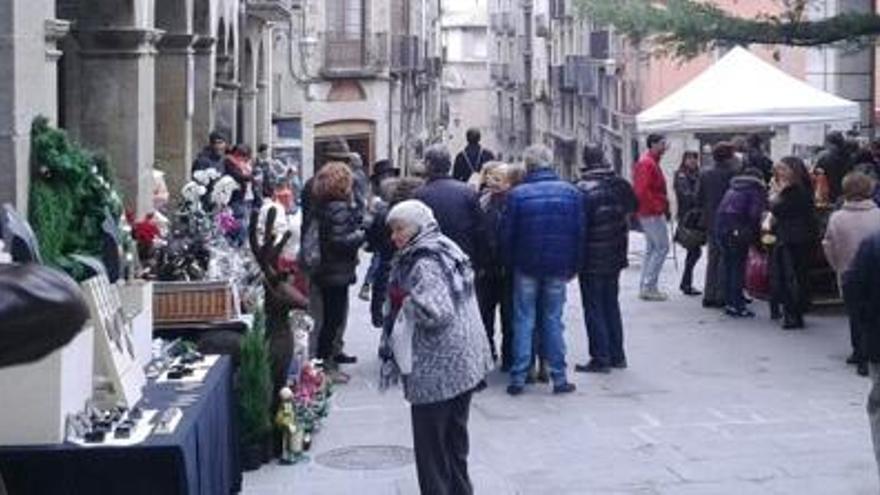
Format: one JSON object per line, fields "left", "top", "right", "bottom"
{"left": 0, "top": 357, "right": 240, "bottom": 495}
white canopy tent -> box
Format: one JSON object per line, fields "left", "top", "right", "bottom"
{"left": 637, "top": 47, "right": 860, "bottom": 134}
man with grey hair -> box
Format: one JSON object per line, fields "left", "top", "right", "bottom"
{"left": 501, "top": 144, "right": 584, "bottom": 396}
{"left": 414, "top": 144, "right": 487, "bottom": 272}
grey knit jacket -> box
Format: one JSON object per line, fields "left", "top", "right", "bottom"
{"left": 391, "top": 226, "right": 494, "bottom": 405}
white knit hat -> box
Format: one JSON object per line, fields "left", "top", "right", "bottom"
{"left": 386, "top": 199, "right": 437, "bottom": 233}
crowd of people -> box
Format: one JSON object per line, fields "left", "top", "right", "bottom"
{"left": 192, "top": 125, "right": 880, "bottom": 493}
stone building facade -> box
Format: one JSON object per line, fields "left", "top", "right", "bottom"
{"left": 272, "top": 0, "right": 443, "bottom": 179}
{"left": 1, "top": 0, "right": 296, "bottom": 216}
{"left": 488, "top": 0, "right": 873, "bottom": 179}
{"left": 487, "top": 0, "right": 552, "bottom": 165}
{"left": 441, "top": 0, "right": 498, "bottom": 156}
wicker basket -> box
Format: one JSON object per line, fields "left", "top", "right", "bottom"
{"left": 153, "top": 280, "right": 241, "bottom": 325}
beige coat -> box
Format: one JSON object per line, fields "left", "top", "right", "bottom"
{"left": 823, "top": 200, "right": 880, "bottom": 274}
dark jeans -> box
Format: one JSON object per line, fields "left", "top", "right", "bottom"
{"left": 721, "top": 240, "right": 748, "bottom": 311}
{"left": 411, "top": 390, "right": 474, "bottom": 495}
{"left": 843, "top": 279, "right": 867, "bottom": 363}
{"left": 771, "top": 242, "right": 811, "bottom": 320}
{"left": 578, "top": 273, "right": 625, "bottom": 366}
{"left": 704, "top": 238, "right": 726, "bottom": 304}
{"left": 477, "top": 271, "right": 513, "bottom": 367}
{"left": 316, "top": 285, "right": 350, "bottom": 364}
{"left": 680, "top": 247, "right": 702, "bottom": 290}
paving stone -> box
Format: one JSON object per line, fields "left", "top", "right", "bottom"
{"left": 242, "top": 238, "right": 880, "bottom": 494}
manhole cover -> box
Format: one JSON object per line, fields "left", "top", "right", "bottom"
{"left": 315, "top": 445, "right": 414, "bottom": 470}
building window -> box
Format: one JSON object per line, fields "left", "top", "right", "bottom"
{"left": 327, "top": 0, "right": 366, "bottom": 37}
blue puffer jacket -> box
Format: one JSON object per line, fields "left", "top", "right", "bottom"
{"left": 501, "top": 168, "right": 585, "bottom": 279}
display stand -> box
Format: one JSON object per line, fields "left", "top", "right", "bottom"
{"left": 0, "top": 324, "right": 94, "bottom": 445}
{"left": 81, "top": 275, "right": 146, "bottom": 408}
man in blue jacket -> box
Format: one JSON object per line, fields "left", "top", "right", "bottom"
{"left": 845, "top": 230, "right": 880, "bottom": 479}
{"left": 501, "top": 144, "right": 584, "bottom": 396}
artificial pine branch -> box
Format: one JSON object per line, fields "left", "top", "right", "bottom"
{"left": 576, "top": 0, "right": 880, "bottom": 59}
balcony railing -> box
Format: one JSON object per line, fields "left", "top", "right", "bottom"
{"left": 391, "top": 35, "right": 422, "bottom": 73}
{"left": 550, "top": 0, "right": 567, "bottom": 19}
{"left": 246, "top": 0, "right": 299, "bottom": 21}
{"left": 490, "top": 13, "right": 502, "bottom": 33}
{"left": 501, "top": 12, "right": 515, "bottom": 34}
{"left": 321, "top": 31, "right": 388, "bottom": 78}
{"left": 562, "top": 55, "right": 596, "bottom": 96}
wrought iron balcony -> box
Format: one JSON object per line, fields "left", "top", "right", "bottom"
{"left": 390, "top": 35, "right": 423, "bottom": 74}
{"left": 562, "top": 55, "right": 596, "bottom": 96}
{"left": 320, "top": 31, "right": 388, "bottom": 78}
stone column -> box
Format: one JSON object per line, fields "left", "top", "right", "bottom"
{"left": 155, "top": 33, "right": 195, "bottom": 197}
{"left": 0, "top": 0, "right": 68, "bottom": 213}
{"left": 73, "top": 27, "right": 163, "bottom": 217}
{"left": 240, "top": 87, "right": 258, "bottom": 148}
{"left": 213, "top": 79, "right": 240, "bottom": 145}
{"left": 191, "top": 36, "right": 215, "bottom": 153}
{"left": 256, "top": 80, "right": 270, "bottom": 148}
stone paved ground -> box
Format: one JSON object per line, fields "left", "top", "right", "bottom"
{"left": 244, "top": 236, "right": 879, "bottom": 494}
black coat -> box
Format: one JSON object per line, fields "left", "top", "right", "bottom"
{"left": 415, "top": 178, "right": 487, "bottom": 269}
{"left": 771, "top": 185, "right": 817, "bottom": 246}
{"left": 481, "top": 192, "right": 507, "bottom": 276}
{"left": 453, "top": 144, "right": 495, "bottom": 182}
{"left": 192, "top": 146, "right": 225, "bottom": 174}
{"left": 315, "top": 200, "right": 364, "bottom": 287}
{"left": 743, "top": 148, "right": 774, "bottom": 184}
{"left": 696, "top": 158, "right": 739, "bottom": 232}
{"left": 845, "top": 232, "right": 880, "bottom": 362}
{"left": 673, "top": 167, "right": 699, "bottom": 221}
{"left": 366, "top": 201, "right": 394, "bottom": 327}
{"left": 577, "top": 169, "right": 637, "bottom": 275}
{"left": 816, "top": 147, "right": 852, "bottom": 204}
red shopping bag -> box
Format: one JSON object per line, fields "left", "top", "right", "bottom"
{"left": 745, "top": 247, "right": 770, "bottom": 300}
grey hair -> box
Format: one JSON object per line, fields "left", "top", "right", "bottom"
{"left": 423, "top": 144, "right": 452, "bottom": 177}
{"left": 523, "top": 144, "right": 553, "bottom": 172}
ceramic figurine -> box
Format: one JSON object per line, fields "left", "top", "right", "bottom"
{"left": 275, "top": 387, "right": 305, "bottom": 464}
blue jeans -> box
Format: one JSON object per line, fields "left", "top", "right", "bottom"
{"left": 510, "top": 272, "right": 569, "bottom": 387}
{"left": 721, "top": 240, "right": 748, "bottom": 310}
{"left": 578, "top": 273, "right": 625, "bottom": 366}
{"left": 639, "top": 215, "right": 669, "bottom": 292}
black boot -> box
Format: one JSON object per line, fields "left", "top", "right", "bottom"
{"left": 782, "top": 312, "right": 804, "bottom": 330}
{"left": 770, "top": 303, "right": 782, "bottom": 321}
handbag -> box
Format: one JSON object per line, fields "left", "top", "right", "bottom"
{"left": 674, "top": 209, "right": 706, "bottom": 250}
{"left": 298, "top": 217, "right": 321, "bottom": 274}
{"left": 745, "top": 246, "right": 770, "bottom": 300}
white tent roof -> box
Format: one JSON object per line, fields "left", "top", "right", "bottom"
{"left": 637, "top": 47, "right": 860, "bottom": 133}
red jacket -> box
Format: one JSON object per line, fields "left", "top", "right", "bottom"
{"left": 633, "top": 151, "right": 669, "bottom": 218}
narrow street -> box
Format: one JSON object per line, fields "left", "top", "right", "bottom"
{"left": 244, "top": 236, "right": 878, "bottom": 494}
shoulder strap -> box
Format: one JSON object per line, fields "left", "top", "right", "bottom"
{"left": 463, "top": 146, "right": 482, "bottom": 174}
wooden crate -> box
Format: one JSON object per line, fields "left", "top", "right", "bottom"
{"left": 153, "top": 280, "right": 240, "bottom": 325}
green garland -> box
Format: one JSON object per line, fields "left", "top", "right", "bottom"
{"left": 28, "top": 116, "right": 124, "bottom": 279}
{"left": 238, "top": 307, "right": 273, "bottom": 447}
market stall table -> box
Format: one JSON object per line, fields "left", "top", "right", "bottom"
{"left": 0, "top": 356, "right": 240, "bottom": 495}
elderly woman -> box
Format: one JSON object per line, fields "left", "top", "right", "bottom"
{"left": 824, "top": 172, "right": 880, "bottom": 376}
{"left": 386, "top": 199, "right": 493, "bottom": 495}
